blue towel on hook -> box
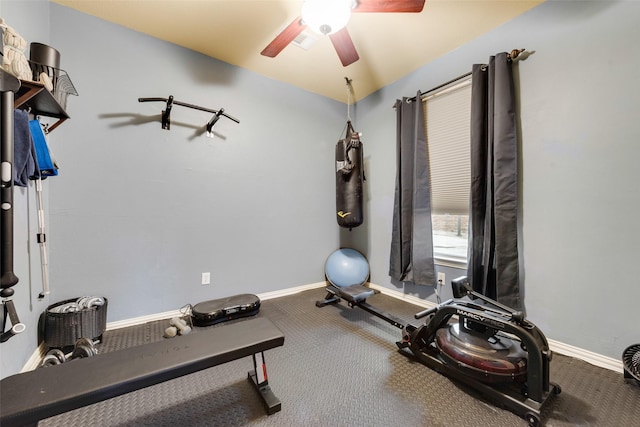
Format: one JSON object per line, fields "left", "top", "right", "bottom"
{"left": 29, "top": 119, "right": 58, "bottom": 177}
{"left": 13, "top": 109, "right": 37, "bottom": 186}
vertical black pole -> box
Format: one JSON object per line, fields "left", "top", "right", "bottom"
{"left": 1, "top": 69, "right": 23, "bottom": 341}
{"left": 1, "top": 90, "right": 19, "bottom": 291}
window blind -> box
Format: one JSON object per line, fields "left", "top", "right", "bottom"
{"left": 423, "top": 80, "right": 472, "bottom": 215}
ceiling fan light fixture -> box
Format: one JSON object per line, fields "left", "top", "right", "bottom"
{"left": 301, "top": 0, "right": 354, "bottom": 36}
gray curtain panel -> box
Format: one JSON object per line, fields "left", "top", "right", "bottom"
{"left": 389, "top": 93, "right": 436, "bottom": 286}
{"left": 467, "top": 53, "right": 521, "bottom": 309}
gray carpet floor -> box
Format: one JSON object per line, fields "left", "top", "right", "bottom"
{"left": 39, "top": 288, "right": 640, "bottom": 426}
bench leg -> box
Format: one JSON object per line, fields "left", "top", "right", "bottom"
{"left": 248, "top": 351, "right": 281, "bottom": 415}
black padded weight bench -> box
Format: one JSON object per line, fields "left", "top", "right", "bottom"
{"left": 0, "top": 317, "right": 284, "bottom": 426}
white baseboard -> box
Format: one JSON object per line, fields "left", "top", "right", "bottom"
{"left": 369, "top": 282, "right": 438, "bottom": 310}
{"left": 23, "top": 282, "right": 622, "bottom": 374}
{"left": 105, "top": 309, "right": 184, "bottom": 331}
{"left": 256, "top": 281, "right": 327, "bottom": 301}
{"left": 21, "top": 342, "right": 48, "bottom": 373}
{"left": 547, "top": 338, "right": 623, "bottom": 373}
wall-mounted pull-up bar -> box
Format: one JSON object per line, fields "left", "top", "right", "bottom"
{"left": 138, "top": 96, "right": 240, "bottom": 138}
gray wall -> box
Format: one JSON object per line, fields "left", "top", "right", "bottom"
{"left": 358, "top": 0, "right": 640, "bottom": 361}
{"left": 47, "top": 5, "right": 343, "bottom": 321}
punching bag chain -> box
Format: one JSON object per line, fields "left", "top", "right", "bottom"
{"left": 345, "top": 77, "right": 353, "bottom": 122}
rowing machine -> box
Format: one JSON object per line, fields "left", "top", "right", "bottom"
{"left": 398, "top": 276, "right": 561, "bottom": 427}
{"left": 317, "top": 248, "right": 406, "bottom": 329}
{"left": 316, "top": 249, "right": 560, "bottom": 426}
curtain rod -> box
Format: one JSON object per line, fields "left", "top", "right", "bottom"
{"left": 403, "top": 48, "right": 526, "bottom": 104}
{"left": 406, "top": 71, "right": 472, "bottom": 103}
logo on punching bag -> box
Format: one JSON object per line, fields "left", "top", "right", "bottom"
{"left": 337, "top": 211, "right": 351, "bottom": 218}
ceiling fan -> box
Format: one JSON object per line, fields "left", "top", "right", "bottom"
{"left": 261, "top": 0, "right": 426, "bottom": 67}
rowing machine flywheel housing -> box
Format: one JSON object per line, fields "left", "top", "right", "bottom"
{"left": 435, "top": 317, "right": 528, "bottom": 384}
{"left": 623, "top": 344, "right": 640, "bottom": 386}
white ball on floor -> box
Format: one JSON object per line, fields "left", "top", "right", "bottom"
{"left": 164, "top": 326, "right": 177, "bottom": 338}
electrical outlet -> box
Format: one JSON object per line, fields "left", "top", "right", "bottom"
{"left": 201, "top": 272, "right": 211, "bottom": 285}
{"left": 437, "top": 272, "right": 445, "bottom": 285}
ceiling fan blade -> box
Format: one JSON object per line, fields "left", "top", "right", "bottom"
{"left": 353, "top": 0, "right": 426, "bottom": 13}
{"left": 329, "top": 28, "right": 360, "bottom": 67}
{"left": 260, "top": 17, "right": 306, "bottom": 58}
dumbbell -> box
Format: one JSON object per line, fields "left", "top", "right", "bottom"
{"left": 40, "top": 348, "right": 68, "bottom": 367}
{"left": 164, "top": 317, "right": 192, "bottom": 338}
{"left": 71, "top": 337, "right": 99, "bottom": 359}
{"left": 39, "top": 338, "right": 99, "bottom": 367}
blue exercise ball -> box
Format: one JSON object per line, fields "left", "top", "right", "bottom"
{"left": 325, "top": 248, "right": 370, "bottom": 288}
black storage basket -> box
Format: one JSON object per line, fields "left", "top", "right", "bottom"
{"left": 44, "top": 298, "right": 107, "bottom": 348}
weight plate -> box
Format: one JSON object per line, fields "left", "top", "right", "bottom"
{"left": 40, "top": 354, "right": 62, "bottom": 368}
{"left": 75, "top": 337, "right": 95, "bottom": 350}
{"left": 46, "top": 348, "right": 67, "bottom": 364}
{"left": 71, "top": 344, "right": 94, "bottom": 359}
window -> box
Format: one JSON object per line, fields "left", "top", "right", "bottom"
{"left": 423, "top": 78, "right": 472, "bottom": 267}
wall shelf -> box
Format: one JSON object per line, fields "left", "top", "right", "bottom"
{"left": 15, "top": 80, "right": 70, "bottom": 133}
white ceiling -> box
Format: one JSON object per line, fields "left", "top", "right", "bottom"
{"left": 52, "top": 0, "right": 542, "bottom": 102}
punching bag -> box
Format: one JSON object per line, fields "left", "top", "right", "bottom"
{"left": 335, "top": 121, "right": 365, "bottom": 230}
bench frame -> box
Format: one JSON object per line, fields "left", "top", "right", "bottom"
{"left": 1, "top": 317, "right": 284, "bottom": 426}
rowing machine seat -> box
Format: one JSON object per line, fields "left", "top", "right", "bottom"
{"left": 330, "top": 284, "right": 375, "bottom": 303}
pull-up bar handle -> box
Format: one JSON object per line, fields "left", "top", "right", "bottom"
{"left": 138, "top": 97, "right": 240, "bottom": 123}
